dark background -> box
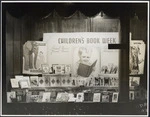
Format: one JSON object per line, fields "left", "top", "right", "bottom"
{"left": 2, "top": 2, "right": 148, "bottom": 115}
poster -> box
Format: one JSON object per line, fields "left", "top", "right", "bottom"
{"left": 129, "top": 40, "right": 145, "bottom": 75}
{"left": 23, "top": 41, "right": 47, "bottom": 74}
{"left": 43, "top": 32, "right": 120, "bottom": 83}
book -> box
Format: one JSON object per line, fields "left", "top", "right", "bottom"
{"left": 16, "top": 90, "right": 26, "bottom": 102}
{"left": 42, "top": 92, "right": 51, "bottom": 102}
{"left": 7, "top": 91, "right": 16, "bottom": 103}
{"left": 55, "top": 64, "right": 65, "bottom": 74}
{"left": 68, "top": 93, "right": 76, "bottom": 102}
{"left": 15, "top": 75, "right": 24, "bottom": 82}
{"left": 104, "top": 77, "right": 110, "bottom": 86}
{"left": 129, "top": 91, "right": 135, "bottom": 100}
{"left": 102, "top": 94, "right": 109, "bottom": 102}
{"left": 100, "top": 77, "right": 104, "bottom": 86}
{"left": 93, "top": 93, "right": 101, "bottom": 102}
{"left": 19, "top": 80, "right": 29, "bottom": 89}
{"left": 71, "top": 77, "right": 76, "bottom": 86}
{"left": 43, "top": 75, "right": 50, "bottom": 87}
{"left": 26, "top": 91, "right": 32, "bottom": 103}
{"left": 30, "top": 76, "right": 39, "bottom": 87}
{"left": 61, "top": 76, "right": 72, "bottom": 87}
{"left": 30, "top": 95, "right": 39, "bottom": 102}
{"left": 88, "top": 77, "right": 95, "bottom": 86}
{"left": 56, "top": 92, "right": 69, "bottom": 102}
{"left": 76, "top": 93, "right": 84, "bottom": 102}
{"left": 65, "top": 64, "right": 71, "bottom": 74}
{"left": 112, "top": 92, "right": 119, "bottom": 102}
{"left": 76, "top": 77, "right": 85, "bottom": 86}
{"left": 95, "top": 77, "right": 101, "bottom": 86}
{"left": 129, "top": 40, "right": 145, "bottom": 75}
{"left": 10, "top": 79, "right": 19, "bottom": 88}
{"left": 23, "top": 76, "right": 31, "bottom": 87}
{"left": 38, "top": 77, "right": 45, "bottom": 87}
{"left": 38, "top": 92, "right": 44, "bottom": 102}
{"left": 77, "top": 60, "right": 97, "bottom": 77}
{"left": 23, "top": 41, "right": 47, "bottom": 74}
{"left": 41, "top": 64, "right": 50, "bottom": 74}
{"left": 134, "top": 91, "right": 141, "bottom": 100}
{"left": 50, "top": 76, "right": 61, "bottom": 87}
{"left": 50, "top": 91, "right": 57, "bottom": 102}
{"left": 129, "top": 77, "right": 140, "bottom": 88}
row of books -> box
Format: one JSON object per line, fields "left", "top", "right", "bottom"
{"left": 7, "top": 90, "right": 119, "bottom": 103}
{"left": 10, "top": 75, "right": 119, "bottom": 89}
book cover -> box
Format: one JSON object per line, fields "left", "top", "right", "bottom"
{"left": 30, "top": 76, "right": 39, "bottom": 87}
{"left": 100, "top": 77, "right": 104, "bottom": 86}
{"left": 16, "top": 90, "right": 26, "bottom": 102}
{"left": 42, "top": 92, "right": 51, "bottom": 102}
{"left": 7, "top": 91, "right": 16, "bottom": 103}
{"left": 50, "top": 91, "right": 57, "bottom": 102}
{"left": 43, "top": 75, "right": 50, "bottom": 87}
{"left": 65, "top": 64, "right": 71, "bottom": 74}
{"left": 84, "top": 93, "right": 89, "bottom": 101}
{"left": 130, "top": 40, "right": 145, "bottom": 75}
{"left": 56, "top": 92, "right": 69, "bottom": 102}
{"left": 23, "top": 76, "right": 31, "bottom": 87}
{"left": 23, "top": 41, "right": 47, "bottom": 74}
{"left": 26, "top": 91, "right": 32, "bottom": 103}
{"left": 50, "top": 76, "right": 61, "bottom": 87}
{"left": 112, "top": 92, "right": 119, "bottom": 102}
{"left": 77, "top": 60, "right": 97, "bottom": 77}
{"left": 129, "top": 76, "right": 140, "bottom": 88}
{"left": 104, "top": 77, "right": 110, "bottom": 86}
{"left": 76, "top": 77, "right": 85, "bottom": 86}
{"left": 38, "top": 92, "right": 44, "bottom": 102}
{"left": 71, "top": 77, "right": 76, "bottom": 86}
{"left": 93, "top": 93, "right": 101, "bottom": 102}
{"left": 41, "top": 64, "right": 50, "bottom": 74}
{"left": 10, "top": 79, "right": 19, "bottom": 88}
{"left": 102, "top": 94, "right": 109, "bottom": 102}
{"left": 53, "top": 64, "right": 65, "bottom": 74}
{"left": 76, "top": 93, "right": 84, "bottom": 102}
{"left": 61, "top": 76, "right": 72, "bottom": 87}
{"left": 129, "top": 91, "right": 135, "bottom": 100}
{"left": 134, "top": 91, "right": 141, "bottom": 100}
{"left": 68, "top": 93, "right": 76, "bottom": 102}
{"left": 19, "top": 80, "right": 29, "bottom": 89}
{"left": 88, "top": 77, "right": 95, "bottom": 86}
{"left": 15, "top": 75, "right": 24, "bottom": 82}
{"left": 30, "top": 95, "right": 39, "bottom": 102}
{"left": 95, "top": 77, "right": 101, "bottom": 86}
{"left": 38, "top": 77, "right": 45, "bottom": 87}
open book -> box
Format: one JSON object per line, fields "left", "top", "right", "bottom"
{"left": 77, "top": 60, "right": 97, "bottom": 77}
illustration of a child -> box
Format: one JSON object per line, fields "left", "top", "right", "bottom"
{"left": 74, "top": 47, "right": 96, "bottom": 86}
